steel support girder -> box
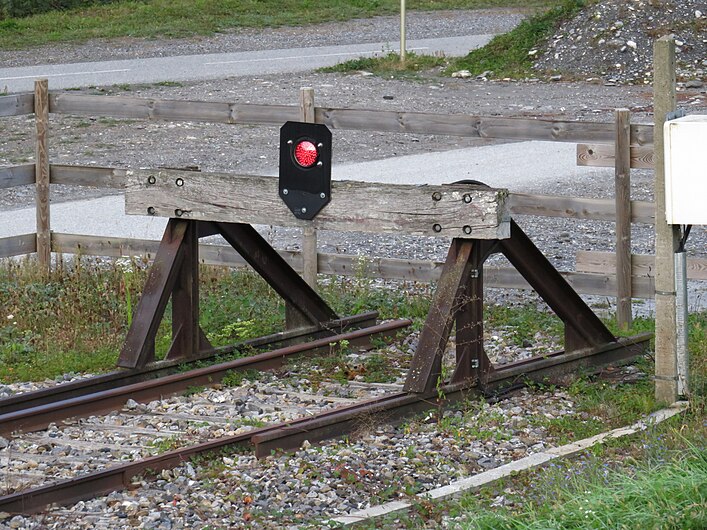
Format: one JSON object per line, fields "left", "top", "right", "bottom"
{"left": 404, "top": 239, "right": 476, "bottom": 393}
{"left": 499, "top": 220, "right": 615, "bottom": 350}
{"left": 118, "top": 219, "right": 188, "bottom": 368}
{"left": 215, "top": 222, "right": 338, "bottom": 325}
{"left": 452, "top": 241, "right": 497, "bottom": 385}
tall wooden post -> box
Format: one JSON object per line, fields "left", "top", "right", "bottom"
{"left": 34, "top": 79, "right": 51, "bottom": 272}
{"left": 299, "top": 87, "right": 318, "bottom": 289}
{"left": 653, "top": 37, "right": 680, "bottom": 403}
{"left": 614, "top": 108, "right": 632, "bottom": 329}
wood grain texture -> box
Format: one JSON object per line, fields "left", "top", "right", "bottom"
{"left": 576, "top": 143, "right": 654, "bottom": 168}
{"left": 49, "top": 93, "right": 298, "bottom": 124}
{"left": 50, "top": 233, "right": 655, "bottom": 298}
{"left": 50, "top": 164, "right": 127, "bottom": 188}
{"left": 576, "top": 251, "right": 707, "bottom": 281}
{"left": 509, "top": 193, "right": 654, "bottom": 224}
{"left": 299, "top": 87, "right": 318, "bottom": 289}
{"left": 126, "top": 169, "right": 510, "bottom": 239}
{"left": 614, "top": 109, "right": 633, "bottom": 328}
{"left": 0, "top": 93, "right": 34, "bottom": 117}
{"left": 0, "top": 164, "right": 35, "bottom": 189}
{"left": 34, "top": 80, "right": 51, "bottom": 270}
{"left": 0, "top": 233, "right": 37, "bottom": 258}
{"left": 45, "top": 93, "right": 654, "bottom": 145}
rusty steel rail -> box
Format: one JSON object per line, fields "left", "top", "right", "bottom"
{"left": 0, "top": 332, "right": 650, "bottom": 515}
{"left": 0, "top": 318, "right": 408, "bottom": 436}
{"left": 0, "top": 312, "right": 377, "bottom": 417}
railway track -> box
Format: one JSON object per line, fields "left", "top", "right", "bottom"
{"left": 0, "top": 324, "right": 650, "bottom": 515}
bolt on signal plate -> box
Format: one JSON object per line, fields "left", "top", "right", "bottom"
{"left": 279, "top": 121, "right": 332, "bottom": 220}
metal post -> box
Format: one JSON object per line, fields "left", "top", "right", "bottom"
{"left": 653, "top": 36, "right": 680, "bottom": 404}
{"left": 400, "top": 0, "right": 407, "bottom": 61}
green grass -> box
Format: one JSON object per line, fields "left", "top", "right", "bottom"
{"left": 447, "top": 0, "right": 587, "bottom": 78}
{"left": 321, "top": 0, "right": 585, "bottom": 80}
{"left": 0, "top": 1, "right": 559, "bottom": 50}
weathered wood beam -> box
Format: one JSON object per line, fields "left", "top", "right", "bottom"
{"left": 0, "top": 164, "right": 35, "bottom": 189}
{"left": 576, "top": 251, "right": 707, "bottom": 281}
{"left": 125, "top": 169, "right": 510, "bottom": 240}
{"left": 0, "top": 93, "right": 34, "bottom": 117}
{"left": 576, "top": 143, "right": 654, "bottom": 169}
{"left": 0, "top": 234, "right": 37, "bottom": 258}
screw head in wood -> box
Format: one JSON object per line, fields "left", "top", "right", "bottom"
{"left": 147, "top": 206, "right": 155, "bottom": 215}
{"left": 433, "top": 223, "right": 442, "bottom": 233}
{"left": 175, "top": 178, "right": 184, "bottom": 187}
{"left": 463, "top": 225, "right": 472, "bottom": 235}
{"left": 147, "top": 175, "right": 156, "bottom": 185}
{"left": 463, "top": 194, "right": 472, "bottom": 203}
{"left": 175, "top": 209, "right": 183, "bottom": 217}
{"left": 432, "top": 192, "right": 442, "bottom": 201}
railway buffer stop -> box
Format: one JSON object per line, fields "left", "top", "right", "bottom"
{"left": 120, "top": 121, "right": 651, "bottom": 451}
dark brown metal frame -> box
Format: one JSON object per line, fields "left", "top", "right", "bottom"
{"left": 0, "top": 215, "right": 651, "bottom": 515}
{"left": 117, "top": 219, "right": 339, "bottom": 369}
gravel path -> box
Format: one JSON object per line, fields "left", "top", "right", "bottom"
{"left": 0, "top": 9, "right": 527, "bottom": 68}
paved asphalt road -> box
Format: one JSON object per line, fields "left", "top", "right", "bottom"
{"left": 0, "top": 34, "right": 492, "bottom": 93}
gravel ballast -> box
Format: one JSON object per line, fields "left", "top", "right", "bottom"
{"left": 0, "top": 5, "right": 706, "bottom": 528}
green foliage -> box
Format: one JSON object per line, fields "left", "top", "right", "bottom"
{"left": 0, "top": 1, "right": 564, "bottom": 50}
{"left": 0, "top": 0, "right": 123, "bottom": 19}
{"left": 448, "top": 0, "right": 586, "bottom": 78}
{"left": 221, "top": 368, "right": 261, "bottom": 388}
{"left": 320, "top": 51, "right": 448, "bottom": 79}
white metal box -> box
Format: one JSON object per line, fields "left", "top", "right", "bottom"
{"left": 664, "top": 114, "right": 707, "bottom": 225}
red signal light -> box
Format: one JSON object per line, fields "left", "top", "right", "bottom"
{"left": 293, "top": 140, "right": 318, "bottom": 168}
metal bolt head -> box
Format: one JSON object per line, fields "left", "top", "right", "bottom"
{"left": 433, "top": 223, "right": 442, "bottom": 233}
{"left": 432, "top": 191, "right": 442, "bottom": 202}
{"left": 147, "top": 175, "right": 156, "bottom": 185}
{"left": 175, "top": 178, "right": 184, "bottom": 187}
{"left": 463, "top": 225, "right": 472, "bottom": 235}
{"left": 463, "top": 194, "right": 472, "bottom": 204}
{"left": 301, "top": 207, "right": 308, "bottom": 214}
{"left": 317, "top": 143, "right": 323, "bottom": 148}
{"left": 147, "top": 206, "right": 156, "bottom": 215}
{"left": 175, "top": 209, "right": 183, "bottom": 217}
{"left": 287, "top": 139, "right": 293, "bottom": 145}
{"left": 283, "top": 188, "right": 289, "bottom": 195}
{"left": 316, "top": 161, "right": 323, "bottom": 167}
{"left": 319, "top": 192, "right": 326, "bottom": 199}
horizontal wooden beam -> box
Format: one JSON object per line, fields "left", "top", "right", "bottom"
{"left": 51, "top": 233, "right": 655, "bottom": 298}
{"left": 316, "top": 108, "right": 653, "bottom": 145}
{"left": 51, "top": 164, "right": 127, "bottom": 188}
{"left": 0, "top": 233, "right": 37, "bottom": 258}
{"left": 45, "top": 93, "right": 653, "bottom": 145}
{"left": 49, "top": 93, "right": 299, "bottom": 125}
{"left": 509, "top": 193, "right": 654, "bottom": 224}
{"left": 45, "top": 164, "right": 657, "bottom": 224}
{"left": 577, "top": 250, "right": 707, "bottom": 281}
{"left": 126, "top": 169, "right": 510, "bottom": 239}
{"left": 0, "top": 164, "right": 35, "bottom": 189}
{"left": 0, "top": 93, "right": 34, "bottom": 117}
{"left": 576, "top": 143, "right": 654, "bottom": 169}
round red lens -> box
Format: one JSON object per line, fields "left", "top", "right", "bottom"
{"left": 294, "top": 140, "right": 318, "bottom": 168}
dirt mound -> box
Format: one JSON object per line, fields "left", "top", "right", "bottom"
{"left": 532, "top": 0, "right": 706, "bottom": 85}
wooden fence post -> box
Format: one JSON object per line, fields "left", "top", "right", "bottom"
{"left": 34, "top": 79, "right": 51, "bottom": 272}
{"left": 614, "top": 108, "right": 632, "bottom": 329}
{"left": 653, "top": 36, "right": 680, "bottom": 403}
{"left": 299, "top": 87, "right": 318, "bottom": 289}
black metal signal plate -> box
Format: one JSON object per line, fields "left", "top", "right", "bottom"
{"left": 279, "top": 121, "right": 332, "bottom": 220}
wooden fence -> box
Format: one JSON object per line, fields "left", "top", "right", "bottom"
{"left": 1, "top": 83, "right": 705, "bottom": 325}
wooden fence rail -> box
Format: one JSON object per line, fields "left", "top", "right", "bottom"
{"left": 0, "top": 164, "right": 35, "bottom": 189}
{"left": 4, "top": 85, "right": 704, "bottom": 319}
{"left": 0, "top": 93, "right": 34, "bottom": 117}
{"left": 0, "top": 234, "right": 37, "bottom": 258}
{"left": 50, "top": 232, "right": 655, "bottom": 299}
{"left": 45, "top": 92, "right": 653, "bottom": 146}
